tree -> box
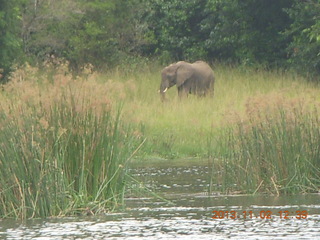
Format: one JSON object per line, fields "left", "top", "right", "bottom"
{"left": 143, "top": 0, "right": 209, "bottom": 62}
{"left": 1, "top": 0, "right": 319, "bottom": 79}
{"left": 21, "top": 0, "right": 82, "bottom": 63}
{"left": 285, "top": 0, "right": 320, "bottom": 78}
{"left": 65, "top": 0, "right": 147, "bottom": 71}
{"left": 205, "top": 0, "right": 293, "bottom": 65}
{"left": 143, "top": 0, "right": 294, "bottom": 66}
{"left": 20, "top": 0, "right": 147, "bottom": 72}
{"left": 0, "top": 0, "right": 23, "bottom": 82}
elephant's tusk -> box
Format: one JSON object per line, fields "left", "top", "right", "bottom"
{"left": 163, "top": 88, "right": 168, "bottom": 93}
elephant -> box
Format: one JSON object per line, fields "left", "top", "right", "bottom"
{"left": 159, "top": 61, "right": 215, "bottom": 100}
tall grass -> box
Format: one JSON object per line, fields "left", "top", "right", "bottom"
{"left": 0, "top": 64, "right": 144, "bottom": 219}
{"left": 114, "top": 62, "right": 319, "bottom": 194}
{"left": 210, "top": 94, "right": 320, "bottom": 195}
{"left": 75, "top": 63, "right": 320, "bottom": 178}
{"left": 0, "top": 62, "right": 319, "bottom": 219}
{"left": 117, "top": 64, "right": 320, "bottom": 159}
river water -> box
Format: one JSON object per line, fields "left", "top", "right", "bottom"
{"left": 0, "top": 159, "right": 319, "bottom": 239}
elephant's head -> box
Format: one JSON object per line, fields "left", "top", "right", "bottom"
{"left": 159, "top": 61, "right": 192, "bottom": 100}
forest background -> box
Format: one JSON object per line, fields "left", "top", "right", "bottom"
{"left": 1, "top": 0, "right": 320, "bottom": 81}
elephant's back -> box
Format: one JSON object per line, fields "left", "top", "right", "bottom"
{"left": 193, "top": 62, "right": 214, "bottom": 78}
{"left": 193, "top": 61, "right": 213, "bottom": 70}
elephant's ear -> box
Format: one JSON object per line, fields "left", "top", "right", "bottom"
{"left": 176, "top": 64, "right": 193, "bottom": 87}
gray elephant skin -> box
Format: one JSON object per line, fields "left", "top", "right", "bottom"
{"left": 159, "top": 61, "right": 215, "bottom": 100}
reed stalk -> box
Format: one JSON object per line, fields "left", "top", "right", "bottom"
{"left": 0, "top": 77, "right": 143, "bottom": 219}
{"left": 211, "top": 103, "right": 320, "bottom": 195}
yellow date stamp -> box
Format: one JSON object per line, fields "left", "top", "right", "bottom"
{"left": 212, "top": 210, "right": 308, "bottom": 220}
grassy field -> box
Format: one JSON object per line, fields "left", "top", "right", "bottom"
{"left": 98, "top": 63, "right": 320, "bottom": 195}
{"left": 0, "top": 62, "right": 319, "bottom": 218}
{"left": 106, "top": 64, "right": 320, "bottom": 159}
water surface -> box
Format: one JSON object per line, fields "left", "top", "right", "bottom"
{"left": 1, "top": 159, "right": 319, "bottom": 239}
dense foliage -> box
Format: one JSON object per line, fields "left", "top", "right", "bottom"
{"left": 0, "top": 0, "right": 319, "bottom": 81}
{"left": 284, "top": 1, "right": 320, "bottom": 79}
{"left": 0, "top": 0, "right": 23, "bottom": 81}
{"left": 144, "top": 0, "right": 293, "bottom": 65}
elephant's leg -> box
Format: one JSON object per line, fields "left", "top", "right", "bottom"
{"left": 194, "top": 86, "right": 205, "bottom": 97}
{"left": 208, "top": 84, "right": 214, "bottom": 97}
{"left": 178, "top": 86, "right": 188, "bottom": 98}
{"left": 209, "top": 88, "right": 214, "bottom": 97}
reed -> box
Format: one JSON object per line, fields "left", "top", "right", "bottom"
{"left": 1, "top": 63, "right": 319, "bottom": 219}
{"left": 0, "top": 66, "right": 144, "bottom": 219}
{"left": 210, "top": 95, "right": 320, "bottom": 195}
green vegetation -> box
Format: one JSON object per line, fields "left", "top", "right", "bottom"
{"left": 211, "top": 94, "right": 320, "bottom": 195}
{"left": 1, "top": 0, "right": 320, "bottom": 219}
{"left": 0, "top": 0, "right": 24, "bottom": 81}
{"left": 0, "top": 63, "right": 320, "bottom": 219}
{"left": 96, "top": 64, "right": 320, "bottom": 196}
{"left": 1, "top": 0, "right": 320, "bottom": 80}
{"left": 0, "top": 66, "right": 144, "bottom": 219}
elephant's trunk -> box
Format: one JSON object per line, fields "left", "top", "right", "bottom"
{"left": 160, "top": 71, "right": 170, "bottom": 101}
{"left": 159, "top": 83, "right": 168, "bottom": 101}
{"left": 159, "top": 89, "right": 166, "bottom": 101}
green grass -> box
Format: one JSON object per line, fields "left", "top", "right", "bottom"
{"left": 0, "top": 70, "right": 144, "bottom": 219}
{"left": 109, "top": 64, "right": 319, "bottom": 159}
{"left": 113, "top": 63, "right": 320, "bottom": 194}
{"left": 0, "top": 63, "right": 319, "bottom": 219}
{"left": 210, "top": 105, "right": 320, "bottom": 195}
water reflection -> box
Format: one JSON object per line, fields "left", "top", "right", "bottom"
{"left": 0, "top": 160, "right": 319, "bottom": 239}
